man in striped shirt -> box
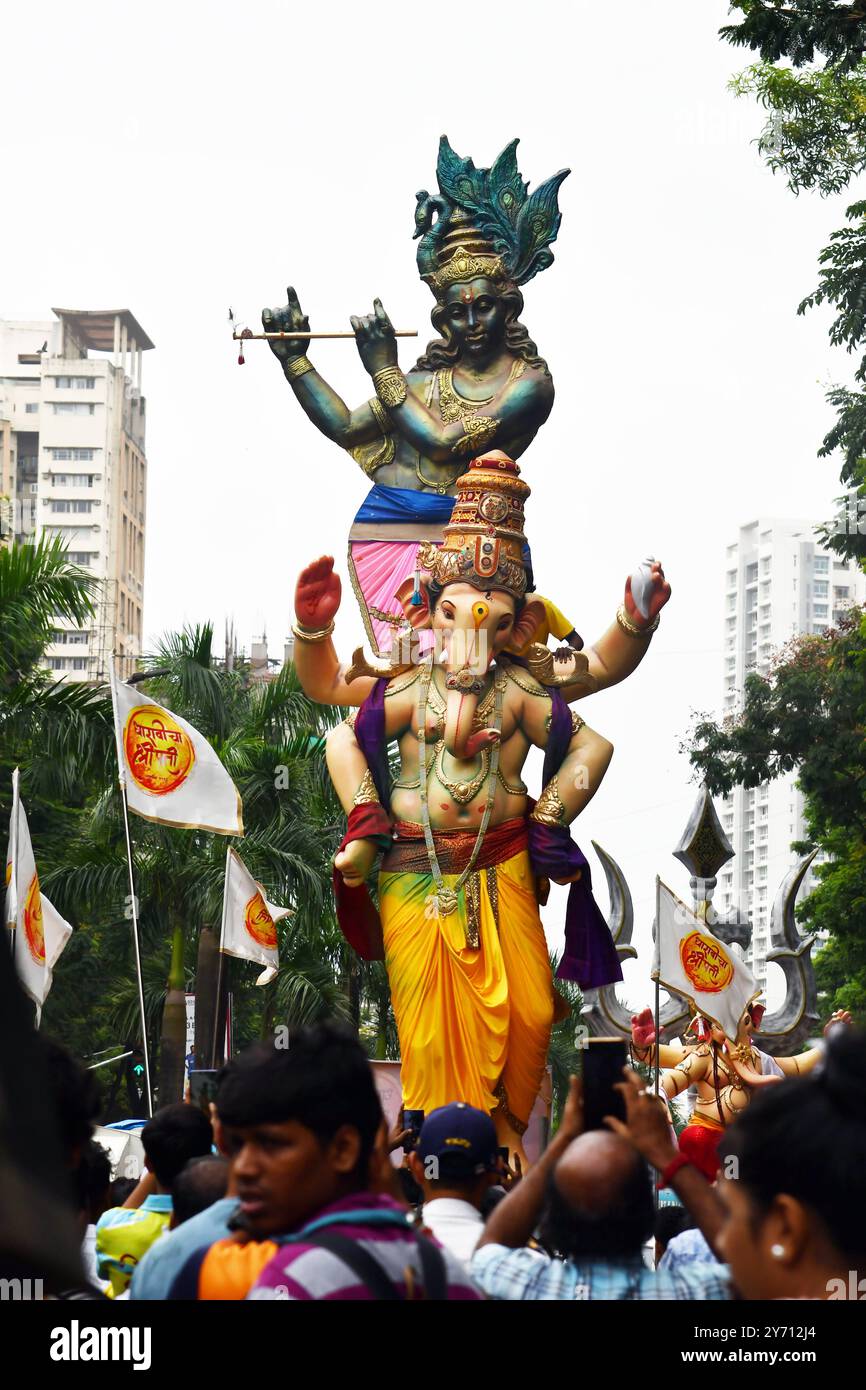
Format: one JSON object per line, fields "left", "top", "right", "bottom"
{"left": 183, "top": 1023, "right": 480, "bottom": 1301}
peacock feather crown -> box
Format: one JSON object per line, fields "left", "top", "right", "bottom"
{"left": 414, "top": 136, "right": 570, "bottom": 300}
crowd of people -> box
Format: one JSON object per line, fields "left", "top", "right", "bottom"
{"left": 6, "top": 1010, "right": 866, "bottom": 1302}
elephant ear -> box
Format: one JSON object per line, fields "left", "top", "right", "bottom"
{"left": 395, "top": 577, "right": 433, "bottom": 629}
{"left": 510, "top": 598, "right": 546, "bottom": 652}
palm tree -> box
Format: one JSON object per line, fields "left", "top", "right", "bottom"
{"left": 44, "top": 624, "right": 348, "bottom": 1105}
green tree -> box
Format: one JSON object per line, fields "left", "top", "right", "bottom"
{"left": 685, "top": 607, "right": 866, "bottom": 1019}
{"left": 41, "top": 624, "right": 350, "bottom": 1106}
{"left": 723, "top": 3, "right": 866, "bottom": 559}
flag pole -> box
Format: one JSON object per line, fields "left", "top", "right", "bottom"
{"left": 653, "top": 877, "right": 661, "bottom": 1214}
{"left": 652, "top": 877, "right": 661, "bottom": 1100}
{"left": 109, "top": 659, "right": 153, "bottom": 1119}
{"left": 211, "top": 846, "right": 231, "bottom": 1068}
{"left": 7, "top": 767, "right": 19, "bottom": 954}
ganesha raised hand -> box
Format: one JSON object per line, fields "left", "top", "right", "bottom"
{"left": 293, "top": 555, "right": 342, "bottom": 639}
{"left": 622, "top": 558, "right": 671, "bottom": 634}
{"left": 631, "top": 1006, "right": 657, "bottom": 1052}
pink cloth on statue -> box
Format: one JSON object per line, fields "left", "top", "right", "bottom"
{"left": 350, "top": 539, "right": 437, "bottom": 656}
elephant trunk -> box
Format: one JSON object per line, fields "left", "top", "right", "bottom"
{"left": 443, "top": 687, "right": 481, "bottom": 761}
{"left": 722, "top": 1043, "right": 783, "bottom": 1089}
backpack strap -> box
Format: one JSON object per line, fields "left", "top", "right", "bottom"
{"left": 304, "top": 1231, "right": 401, "bottom": 1301}
{"left": 305, "top": 1229, "right": 448, "bottom": 1301}
{"left": 412, "top": 1232, "right": 448, "bottom": 1301}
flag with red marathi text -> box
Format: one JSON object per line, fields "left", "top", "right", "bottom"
{"left": 110, "top": 667, "right": 243, "bottom": 836}
{"left": 652, "top": 878, "right": 759, "bottom": 1041}
{"left": 219, "top": 847, "right": 289, "bottom": 985}
{"left": 5, "top": 769, "right": 71, "bottom": 1013}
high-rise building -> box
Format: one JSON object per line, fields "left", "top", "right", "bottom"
{"left": 716, "top": 519, "right": 866, "bottom": 992}
{"left": 0, "top": 309, "right": 153, "bottom": 682}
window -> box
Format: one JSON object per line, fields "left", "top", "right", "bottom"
{"left": 47, "top": 657, "right": 67, "bottom": 670}
{"left": 25, "top": 402, "right": 38, "bottom": 414}
{"left": 52, "top": 402, "right": 95, "bottom": 416}
{"left": 68, "top": 552, "right": 95, "bottom": 564}
{"left": 71, "top": 658, "right": 87, "bottom": 671}
{"left": 814, "top": 604, "right": 828, "bottom": 618}
{"left": 814, "top": 556, "right": 829, "bottom": 573}
{"left": 835, "top": 585, "right": 850, "bottom": 599}
{"left": 48, "top": 448, "right": 96, "bottom": 461}
{"left": 53, "top": 376, "right": 95, "bottom": 389}
{"left": 746, "top": 563, "right": 758, "bottom": 583}
{"left": 814, "top": 580, "right": 829, "bottom": 597}
{"left": 50, "top": 500, "right": 93, "bottom": 514}
{"left": 51, "top": 473, "right": 92, "bottom": 487}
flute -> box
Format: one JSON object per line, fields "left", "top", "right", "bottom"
{"left": 233, "top": 330, "right": 418, "bottom": 340}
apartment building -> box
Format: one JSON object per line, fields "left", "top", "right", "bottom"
{"left": 715, "top": 519, "right": 865, "bottom": 992}
{"left": 0, "top": 308, "right": 153, "bottom": 681}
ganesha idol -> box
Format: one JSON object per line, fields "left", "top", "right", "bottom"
{"left": 291, "top": 452, "right": 671, "bottom": 1162}
{"left": 630, "top": 1001, "right": 852, "bottom": 1182}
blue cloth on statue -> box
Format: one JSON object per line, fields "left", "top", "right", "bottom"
{"left": 353, "top": 484, "right": 455, "bottom": 526}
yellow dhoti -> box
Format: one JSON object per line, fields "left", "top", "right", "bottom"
{"left": 379, "top": 843, "right": 554, "bottom": 1128}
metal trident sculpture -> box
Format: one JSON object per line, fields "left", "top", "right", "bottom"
{"left": 580, "top": 785, "right": 819, "bottom": 1056}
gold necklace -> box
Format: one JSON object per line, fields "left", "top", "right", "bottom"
{"left": 437, "top": 368, "right": 496, "bottom": 423}
{"left": 417, "top": 660, "right": 504, "bottom": 917}
{"left": 434, "top": 743, "right": 490, "bottom": 804}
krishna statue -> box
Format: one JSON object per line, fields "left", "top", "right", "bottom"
{"left": 264, "top": 135, "right": 580, "bottom": 659}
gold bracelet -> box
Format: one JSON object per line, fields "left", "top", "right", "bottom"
{"left": 373, "top": 366, "right": 408, "bottom": 408}
{"left": 529, "top": 775, "right": 566, "bottom": 827}
{"left": 451, "top": 415, "right": 499, "bottom": 455}
{"left": 291, "top": 620, "right": 335, "bottom": 643}
{"left": 616, "top": 603, "right": 659, "bottom": 638}
{"left": 285, "top": 355, "right": 314, "bottom": 382}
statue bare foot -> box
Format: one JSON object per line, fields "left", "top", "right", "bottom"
{"left": 334, "top": 838, "right": 378, "bottom": 888}
{"left": 494, "top": 1110, "right": 529, "bottom": 1172}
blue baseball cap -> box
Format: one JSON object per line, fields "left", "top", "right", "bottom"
{"left": 416, "top": 1102, "right": 499, "bottom": 1179}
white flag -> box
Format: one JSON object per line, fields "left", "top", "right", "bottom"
{"left": 110, "top": 665, "right": 243, "bottom": 836}
{"left": 6, "top": 768, "right": 70, "bottom": 1011}
{"left": 42, "top": 893, "right": 73, "bottom": 996}
{"left": 653, "top": 878, "right": 759, "bottom": 1042}
{"left": 220, "top": 847, "right": 289, "bottom": 985}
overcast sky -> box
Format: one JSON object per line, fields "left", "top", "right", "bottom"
{"left": 3, "top": 1, "right": 851, "bottom": 1009}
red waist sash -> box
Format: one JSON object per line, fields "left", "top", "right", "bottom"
{"left": 382, "top": 816, "right": 528, "bottom": 876}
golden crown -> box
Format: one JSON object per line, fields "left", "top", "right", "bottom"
{"left": 418, "top": 452, "right": 530, "bottom": 598}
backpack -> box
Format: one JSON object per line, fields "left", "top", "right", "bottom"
{"left": 305, "top": 1228, "right": 447, "bottom": 1301}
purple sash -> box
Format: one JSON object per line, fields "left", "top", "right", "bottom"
{"left": 531, "top": 689, "right": 623, "bottom": 989}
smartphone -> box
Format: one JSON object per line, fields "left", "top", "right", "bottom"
{"left": 581, "top": 1039, "right": 627, "bottom": 1131}
{"left": 189, "top": 1068, "right": 218, "bottom": 1115}
{"left": 402, "top": 1108, "right": 425, "bottom": 1153}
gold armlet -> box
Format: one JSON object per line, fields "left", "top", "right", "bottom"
{"left": 451, "top": 415, "right": 499, "bottom": 455}
{"left": 529, "top": 775, "right": 566, "bottom": 827}
{"left": 291, "top": 620, "right": 335, "bottom": 643}
{"left": 285, "top": 355, "right": 314, "bottom": 382}
{"left": 353, "top": 769, "right": 380, "bottom": 806}
{"left": 373, "top": 366, "right": 408, "bottom": 408}
{"left": 616, "top": 603, "right": 659, "bottom": 638}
